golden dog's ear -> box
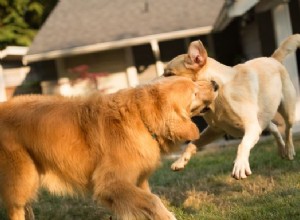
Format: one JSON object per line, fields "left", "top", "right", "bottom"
{"left": 171, "top": 119, "right": 200, "bottom": 141}
{"left": 184, "top": 40, "right": 207, "bottom": 70}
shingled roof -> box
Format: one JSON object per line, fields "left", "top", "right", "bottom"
{"left": 25, "top": 0, "right": 224, "bottom": 63}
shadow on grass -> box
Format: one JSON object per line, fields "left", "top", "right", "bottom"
{"left": 0, "top": 191, "right": 112, "bottom": 220}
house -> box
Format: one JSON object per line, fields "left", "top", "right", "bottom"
{"left": 0, "top": 46, "right": 30, "bottom": 101}
{"left": 22, "top": 0, "right": 225, "bottom": 94}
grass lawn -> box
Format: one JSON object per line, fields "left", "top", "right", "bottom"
{"left": 1, "top": 135, "right": 299, "bottom": 219}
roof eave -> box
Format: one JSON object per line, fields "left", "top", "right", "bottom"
{"left": 214, "top": 0, "right": 259, "bottom": 31}
{"left": 1, "top": 46, "right": 28, "bottom": 60}
{"left": 23, "top": 26, "right": 213, "bottom": 64}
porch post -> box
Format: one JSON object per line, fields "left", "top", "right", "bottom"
{"left": 0, "top": 64, "right": 7, "bottom": 102}
{"left": 125, "top": 47, "right": 139, "bottom": 87}
{"left": 272, "top": 2, "right": 300, "bottom": 121}
{"left": 150, "top": 39, "right": 164, "bottom": 77}
{"left": 55, "top": 58, "right": 66, "bottom": 78}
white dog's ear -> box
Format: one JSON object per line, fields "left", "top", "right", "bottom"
{"left": 184, "top": 40, "right": 207, "bottom": 70}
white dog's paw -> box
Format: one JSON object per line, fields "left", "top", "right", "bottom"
{"left": 278, "top": 145, "right": 286, "bottom": 159}
{"left": 286, "top": 150, "right": 294, "bottom": 160}
{"left": 231, "top": 158, "right": 252, "bottom": 180}
{"left": 285, "top": 144, "right": 295, "bottom": 160}
{"left": 171, "top": 158, "right": 186, "bottom": 171}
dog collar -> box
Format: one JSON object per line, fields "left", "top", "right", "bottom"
{"left": 151, "top": 133, "right": 157, "bottom": 140}
{"left": 142, "top": 121, "right": 158, "bottom": 141}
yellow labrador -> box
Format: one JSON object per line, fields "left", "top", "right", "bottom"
{"left": 164, "top": 34, "right": 299, "bottom": 179}
{"left": 0, "top": 77, "right": 218, "bottom": 220}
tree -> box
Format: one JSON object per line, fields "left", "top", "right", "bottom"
{"left": 0, "top": 0, "right": 58, "bottom": 49}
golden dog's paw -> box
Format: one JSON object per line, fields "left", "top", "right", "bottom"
{"left": 155, "top": 211, "right": 177, "bottom": 220}
{"left": 152, "top": 195, "right": 177, "bottom": 220}
{"left": 167, "top": 213, "right": 177, "bottom": 220}
{"left": 231, "top": 158, "right": 252, "bottom": 180}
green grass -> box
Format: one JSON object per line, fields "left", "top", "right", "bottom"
{"left": 1, "top": 136, "right": 300, "bottom": 219}
{"left": 150, "top": 136, "right": 300, "bottom": 220}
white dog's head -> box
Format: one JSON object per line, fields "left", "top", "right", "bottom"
{"left": 164, "top": 40, "right": 208, "bottom": 81}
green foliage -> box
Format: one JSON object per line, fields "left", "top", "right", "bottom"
{"left": 0, "top": 0, "right": 57, "bottom": 49}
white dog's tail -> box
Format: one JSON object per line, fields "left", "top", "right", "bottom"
{"left": 272, "top": 34, "right": 300, "bottom": 62}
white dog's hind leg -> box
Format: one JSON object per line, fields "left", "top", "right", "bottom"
{"left": 232, "top": 121, "right": 262, "bottom": 180}
{"left": 278, "top": 78, "right": 296, "bottom": 160}
{"left": 281, "top": 110, "right": 296, "bottom": 159}
{"left": 284, "top": 123, "right": 296, "bottom": 160}
{"left": 267, "top": 122, "right": 286, "bottom": 158}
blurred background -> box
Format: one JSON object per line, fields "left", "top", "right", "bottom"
{"left": 0, "top": 0, "right": 300, "bottom": 123}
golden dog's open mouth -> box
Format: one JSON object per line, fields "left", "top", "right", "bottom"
{"left": 190, "top": 105, "right": 210, "bottom": 117}
{"left": 200, "top": 106, "right": 210, "bottom": 114}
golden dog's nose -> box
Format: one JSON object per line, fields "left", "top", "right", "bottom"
{"left": 211, "top": 80, "right": 219, "bottom": 91}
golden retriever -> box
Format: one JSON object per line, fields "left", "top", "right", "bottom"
{"left": 0, "top": 76, "right": 218, "bottom": 220}
{"left": 164, "top": 34, "right": 299, "bottom": 179}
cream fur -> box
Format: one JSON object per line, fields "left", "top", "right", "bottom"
{"left": 165, "top": 34, "right": 300, "bottom": 179}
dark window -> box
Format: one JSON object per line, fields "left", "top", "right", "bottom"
{"left": 159, "top": 39, "right": 186, "bottom": 62}
{"left": 132, "top": 44, "right": 155, "bottom": 74}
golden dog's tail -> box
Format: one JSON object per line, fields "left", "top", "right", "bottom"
{"left": 272, "top": 34, "right": 300, "bottom": 62}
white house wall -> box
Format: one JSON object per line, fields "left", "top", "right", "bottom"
{"left": 57, "top": 49, "right": 130, "bottom": 94}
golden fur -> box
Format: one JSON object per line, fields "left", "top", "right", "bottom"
{"left": 164, "top": 34, "right": 299, "bottom": 179}
{"left": 0, "top": 76, "right": 217, "bottom": 220}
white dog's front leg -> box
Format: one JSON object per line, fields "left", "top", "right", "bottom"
{"left": 171, "top": 126, "right": 224, "bottom": 171}
{"left": 232, "top": 124, "right": 262, "bottom": 180}
{"left": 171, "top": 143, "right": 197, "bottom": 171}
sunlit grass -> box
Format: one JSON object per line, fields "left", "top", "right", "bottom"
{"left": 150, "top": 135, "right": 300, "bottom": 220}
{"left": 0, "top": 136, "right": 299, "bottom": 219}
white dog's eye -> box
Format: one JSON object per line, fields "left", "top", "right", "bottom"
{"left": 193, "top": 89, "right": 199, "bottom": 99}
{"left": 191, "top": 92, "right": 199, "bottom": 103}
{"left": 191, "top": 93, "right": 196, "bottom": 100}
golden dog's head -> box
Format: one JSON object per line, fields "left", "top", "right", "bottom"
{"left": 152, "top": 76, "right": 217, "bottom": 117}
{"left": 144, "top": 77, "right": 217, "bottom": 148}
{"left": 163, "top": 40, "right": 208, "bottom": 80}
